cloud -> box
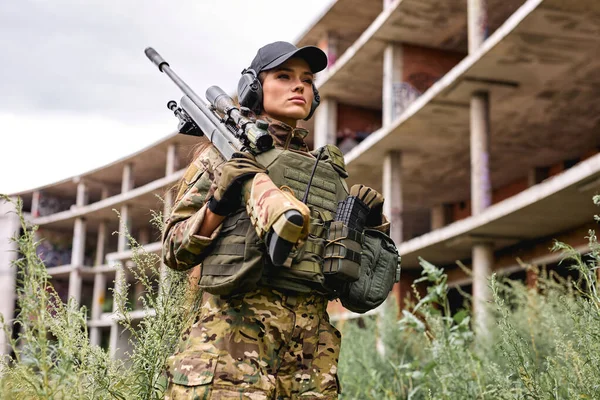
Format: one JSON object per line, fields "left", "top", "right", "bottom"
{"left": 0, "top": 0, "right": 333, "bottom": 122}
{"left": 0, "top": 111, "right": 175, "bottom": 194}
{"left": 0, "top": 0, "right": 334, "bottom": 194}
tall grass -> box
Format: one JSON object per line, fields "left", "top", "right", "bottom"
{"left": 2, "top": 193, "right": 599, "bottom": 399}
{"left": 338, "top": 195, "right": 600, "bottom": 400}
{"left": 0, "top": 195, "right": 201, "bottom": 399}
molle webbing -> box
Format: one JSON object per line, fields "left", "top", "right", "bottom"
{"left": 202, "top": 263, "right": 240, "bottom": 276}
{"left": 201, "top": 214, "right": 251, "bottom": 277}
{"left": 283, "top": 168, "right": 338, "bottom": 213}
{"left": 302, "top": 240, "right": 324, "bottom": 257}
{"left": 256, "top": 148, "right": 344, "bottom": 216}
{"left": 257, "top": 150, "right": 348, "bottom": 288}
{"left": 200, "top": 147, "right": 350, "bottom": 295}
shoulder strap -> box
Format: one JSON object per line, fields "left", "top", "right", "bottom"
{"left": 176, "top": 144, "right": 224, "bottom": 202}
{"left": 311, "top": 145, "right": 348, "bottom": 178}
{"left": 255, "top": 147, "right": 285, "bottom": 169}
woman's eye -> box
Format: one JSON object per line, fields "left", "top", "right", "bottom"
{"left": 303, "top": 79, "right": 314, "bottom": 85}
{"left": 277, "top": 74, "right": 289, "bottom": 80}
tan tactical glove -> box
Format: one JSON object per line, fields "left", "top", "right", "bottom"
{"left": 350, "top": 184, "right": 384, "bottom": 227}
{"left": 208, "top": 152, "right": 266, "bottom": 216}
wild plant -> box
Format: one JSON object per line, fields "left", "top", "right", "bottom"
{"left": 0, "top": 195, "right": 200, "bottom": 399}
{"left": 338, "top": 195, "right": 600, "bottom": 400}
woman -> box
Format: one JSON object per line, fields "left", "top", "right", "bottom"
{"left": 162, "top": 41, "right": 387, "bottom": 399}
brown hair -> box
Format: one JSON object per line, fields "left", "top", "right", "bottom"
{"left": 191, "top": 136, "right": 213, "bottom": 160}
{"left": 258, "top": 71, "right": 267, "bottom": 83}
{"left": 162, "top": 136, "right": 212, "bottom": 214}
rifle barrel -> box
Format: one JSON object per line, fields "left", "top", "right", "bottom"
{"left": 145, "top": 47, "right": 240, "bottom": 160}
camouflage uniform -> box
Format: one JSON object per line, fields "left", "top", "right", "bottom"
{"left": 163, "top": 120, "right": 342, "bottom": 399}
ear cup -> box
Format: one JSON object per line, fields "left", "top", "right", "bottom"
{"left": 304, "top": 84, "right": 321, "bottom": 121}
{"left": 237, "top": 69, "right": 263, "bottom": 114}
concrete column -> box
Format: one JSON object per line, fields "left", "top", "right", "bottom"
{"left": 68, "top": 218, "right": 86, "bottom": 303}
{"left": 109, "top": 211, "right": 130, "bottom": 357}
{"left": 313, "top": 98, "right": 338, "bottom": 149}
{"left": 109, "top": 257, "right": 130, "bottom": 359}
{"left": 382, "top": 151, "right": 403, "bottom": 244}
{"left": 90, "top": 184, "right": 111, "bottom": 346}
{"left": 470, "top": 91, "right": 492, "bottom": 215}
{"left": 159, "top": 144, "right": 179, "bottom": 287}
{"left": 164, "top": 144, "right": 178, "bottom": 218}
{"left": 470, "top": 91, "right": 493, "bottom": 335}
{"left": 76, "top": 180, "right": 89, "bottom": 207}
{"left": 119, "top": 163, "right": 134, "bottom": 251}
{"left": 430, "top": 204, "right": 450, "bottom": 230}
{"left": 117, "top": 205, "right": 131, "bottom": 253}
{"left": 110, "top": 163, "right": 134, "bottom": 357}
{"left": 472, "top": 242, "right": 493, "bottom": 336}
{"left": 382, "top": 43, "right": 406, "bottom": 126}
{"left": 0, "top": 199, "right": 21, "bottom": 355}
{"left": 138, "top": 228, "right": 150, "bottom": 246}
{"left": 528, "top": 167, "right": 549, "bottom": 187}
{"left": 317, "top": 31, "right": 339, "bottom": 70}
{"left": 468, "top": 0, "right": 491, "bottom": 334}
{"left": 121, "top": 163, "right": 134, "bottom": 194}
{"left": 166, "top": 144, "right": 178, "bottom": 176}
{"left": 68, "top": 181, "right": 89, "bottom": 304}
{"left": 90, "top": 220, "right": 107, "bottom": 347}
{"left": 31, "top": 190, "right": 41, "bottom": 218}
{"left": 467, "top": 0, "right": 488, "bottom": 54}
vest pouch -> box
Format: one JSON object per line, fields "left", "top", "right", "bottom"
{"left": 339, "top": 228, "right": 401, "bottom": 313}
{"left": 198, "top": 209, "right": 264, "bottom": 296}
{"left": 262, "top": 208, "right": 329, "bottom": 293}
{"left": 323, "top": 221, "right": 363, "bottom": 283}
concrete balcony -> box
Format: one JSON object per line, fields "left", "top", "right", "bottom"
{"left": 400, "top": 152, "right": 600, "bottom": 268}
{"left": 30, "top": 169, "right": 184, "bottom": 232}
{"left": 341, "top": 0, "right": 600, "bottom": 211}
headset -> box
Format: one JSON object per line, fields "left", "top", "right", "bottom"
{"left": 237, "top": 68, "right": 321, "bottom": 121}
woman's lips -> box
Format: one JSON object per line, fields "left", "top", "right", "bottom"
{"left": 289, "top": 96, "right": 306, "bottom": 104}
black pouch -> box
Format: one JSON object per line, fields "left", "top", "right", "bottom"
{"left": 339, "top": 228, "right": 401, "bottom": 313}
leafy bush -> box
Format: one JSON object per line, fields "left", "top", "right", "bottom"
{"left": 338, "top": 195, "right": 600, "bottom": 400}
{"left": 0, "top": 195, "right": 201, "bottom": 399}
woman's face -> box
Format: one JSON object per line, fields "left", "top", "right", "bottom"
{"left": 261, "top": 58, "right": 314, "bottom": 127}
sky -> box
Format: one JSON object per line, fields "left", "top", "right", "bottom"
{"left": 0, "top": 0, "right": 334, "bottom": 194}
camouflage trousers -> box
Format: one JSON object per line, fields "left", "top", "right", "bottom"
{"left": 165, "top": 287, "right": 341, "bottom": 399}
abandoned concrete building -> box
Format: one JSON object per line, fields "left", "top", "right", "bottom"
{"left": 2, "top": 0, "right": 600, "bottom": 355}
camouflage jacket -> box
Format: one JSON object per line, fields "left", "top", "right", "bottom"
{"left": 162, "top": 119, "right": 313, "bottom": 271}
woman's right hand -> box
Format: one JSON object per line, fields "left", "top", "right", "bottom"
{"left": 207, "top": 152, "right": 266, "bottom": 216}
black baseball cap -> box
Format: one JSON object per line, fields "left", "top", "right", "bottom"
{"left": 249, "top": 41, "right": 328, "bottom": 74}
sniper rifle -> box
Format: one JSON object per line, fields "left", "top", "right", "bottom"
{"left": 145, "top": 47, "right": 304, "bottom": 265}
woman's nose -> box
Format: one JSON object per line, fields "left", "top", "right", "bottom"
{"left": 292, "top": 79, "right": 304, "bottom": 92}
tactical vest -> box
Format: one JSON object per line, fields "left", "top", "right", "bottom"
{"left": 198, "top": 145, "right": 349, "bottom": 296}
